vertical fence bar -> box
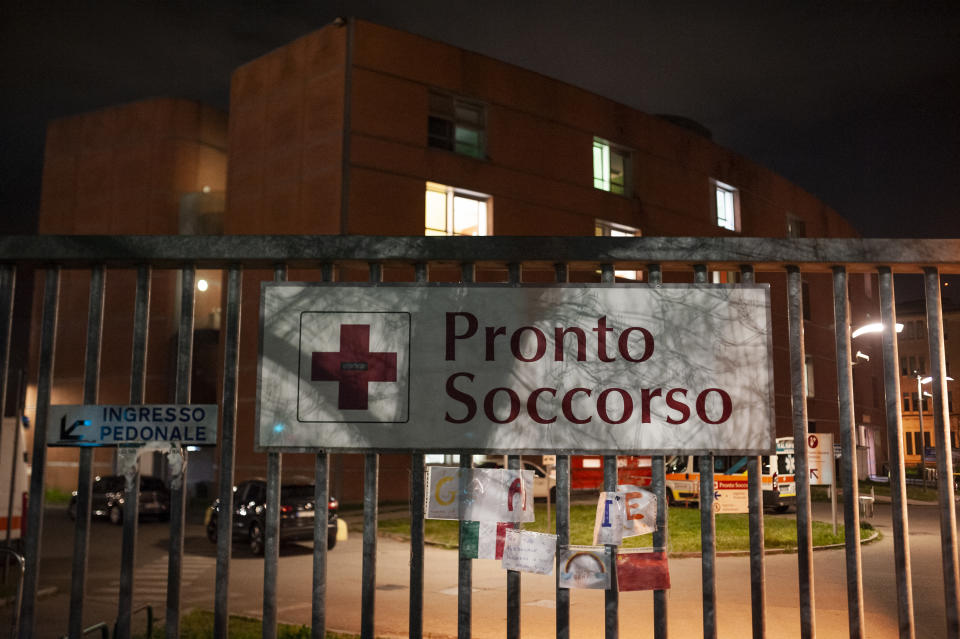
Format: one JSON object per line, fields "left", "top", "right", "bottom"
{"left": 647, "top": 264, "right": 669, "bottom": 639}
{"left": 409, "top": 444, "right": 425, "bottom": 639}
{"left": 361, "top": 462, "right": 380, "bottom": 632}
{"left": 263, "top": 264, "right": 286, "bottom": 639}
{"left": 699, "top": 454, "right": 717, "bottom": 639}
{"left": 263, "top": 451, "right": 281, "bottom": 639}
{"left": 694, "top": 265, "right": 718, "bottom": 639}
{"left": 603, "top": 454, "right": 618, "bottom": 639}
{"left": 116, "top": 265, "right": 151, "bottom": 639}
{"left": 740, "top": 265, "right": 766, "bottom": 639}
{"left": 554, "top": 261, "right": 570, "bottom": 639}
{"left": 831, "top": 266, "right": 865, "bottom": 638}
{"left": 166, "top": 266, "right": 195, "bottom": 639}
{"left": 506, "top": 453, "right": 521, "bottom": 639}
{"left": 505, "top": 263, "right": 522, "bottom": 639}
{"left": 313, "top": 261, "right": 334, "bottom": 639}
{"left": 922, "top": 267, "right": 960, "bottom": 636}
{"left": 786, "top": 266, "right": 815, "bottom": 639}
{"left": 409, "top": 261, "right": 428, "bottom": 639}
{"left": 361, "top": 262, "right": 382, "bottom": 639}
{"left": 458, "top": 261, "right": 475, "bottom": 639}
{"left": 0, "top": 266, "right": 16, "bottom": 585}
{"left": 599, "top": 264, "right": 617, "bottom": 639}
{"left": 0, "top": 265, "right": 14, "bottom": 441}
{"left": 877, "top": 267, "right": 915, "bottom": 639}
{"left": 68, "top": 265, "right": 105, "bottom": 638}
{"left": 312, "top": 452, "right": 329, "bottom": 639}
{"left": 213, "top": 266, "right": 243, "bottom": 639}
{"left": 19, "top": 266, "right": 59, "bottom": 639}
{"left": 555, "top": 454, "right": 570, "bottom": 639}
{"left": 458, "top": 452, "right": 473, "bottom": 639}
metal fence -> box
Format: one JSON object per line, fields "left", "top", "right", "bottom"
{"left": 1, "top": 235, "right": 959, "bottom": 639}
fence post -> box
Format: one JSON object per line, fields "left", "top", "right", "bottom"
{"left": 878, "top": 266, "right": 915, "bottom": 638}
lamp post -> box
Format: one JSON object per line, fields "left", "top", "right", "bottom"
{"left": 915, "top": 372, "right": 954, "bottom": 489}
{"left": 915, "top": 373, "right": 928, "bottom": 488}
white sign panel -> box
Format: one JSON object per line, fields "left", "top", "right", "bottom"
{"left": 48, "top": 405, "right": 218, "bottom": 446}
{"left": 807, "top": 433, "right": 834, "bottom": 485}
{"left": 258, "top": 284, "right": 774, "bottom": 453}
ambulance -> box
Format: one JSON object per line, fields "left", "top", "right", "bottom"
{"left": 0, "top": 416, "right": 29, "bottom": 550}
{"left": 569, "top": 455, "right": 652, "bottom": 492}
{"left": 664, "top": 437, "right": 796, "bottom": 512}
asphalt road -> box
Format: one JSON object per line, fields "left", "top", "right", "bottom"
{"left": 6, "top": 499, "right": 959, "bottom": 638}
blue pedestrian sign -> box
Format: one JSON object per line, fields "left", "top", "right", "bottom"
{"left": 47, "top": 405, "right": 218, "bottom": 446}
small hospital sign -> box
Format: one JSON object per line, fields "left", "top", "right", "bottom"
{"left": 48, "top": 405, "right": 218, "bottom": 446}
{"left": 258, "top": 283, "right": 775, "bottom": 454}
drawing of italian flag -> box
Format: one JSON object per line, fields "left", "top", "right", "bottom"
{"left": 460, "top": 521, "right": 510, "bottom": 559}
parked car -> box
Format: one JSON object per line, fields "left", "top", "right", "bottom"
{"left": 204, "top": 479, "right": 339, "bottom": 555}
{"left": 475, "top": 459, "right": 557, "bottom": 501}
{"left": 67, "top": 475, "right": 170, "bottom": 524}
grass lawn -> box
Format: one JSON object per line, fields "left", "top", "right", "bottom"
{"left": 810, "top": 481, "right": 940, "bottom": 503}
{"left": 134, "top": 609, "right": 358, "bottom": 638}
{"left": 378, "top": 503, "right": 873, "bottom": 553}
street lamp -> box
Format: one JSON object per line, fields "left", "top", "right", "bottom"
{"left": 851, "top": 322, "right": 903, "bottom": 339}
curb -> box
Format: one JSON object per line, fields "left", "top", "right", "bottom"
{"left": 376, "top": 528, "right": 882, "bottom": 558}
{"left": 670, "top": 529, "right": 881, "bottom": 559}
{"left": 0, "top": 585, "right": 56, "bottom": 609}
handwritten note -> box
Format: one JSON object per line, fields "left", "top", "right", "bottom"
{"left": 501, "top": 529, "right": 556, "bottom": 575}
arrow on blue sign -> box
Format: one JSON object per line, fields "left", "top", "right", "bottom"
{"left": 59, "top": 415, "right": 91, "bottom": 441}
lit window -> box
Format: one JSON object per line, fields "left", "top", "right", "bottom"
{"left": 425, "top": 182, "right": 491, "bottom": 236}
{"left": 428, "top": 92, "right": 485, "bottom": 159}
{"left": 713, "top": 179, "right": 740, "bottom": 232}
{"left": 592, "top": 139, "right": 630, "bottom": 196}
{"left": 595, "top": 220, "right": 641, "bottom": 280}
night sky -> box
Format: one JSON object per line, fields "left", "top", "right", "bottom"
{"left": 2, "top": 2, "right": 959, "bottom": 237}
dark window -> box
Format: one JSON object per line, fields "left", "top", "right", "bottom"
{"left": 428, "top": 92, "right": 485, "bottom": 159}
{"left": 140, "top": 477, "right": 166, "bottom": 491}
{"left": 281, "top": 485, "right": 315, "bottom": 499}
{"left": 786, "top": 216, "right": 806, "bottom": 238}
{"left": 665, "top": 456, "right": 688, "bottom": 473}
{"left": 808, "top": 421, "right": 817, "bottom": 433}
{"left": 905, "top": 434, "right": 914, "bottom": 455}
{"left": 914, "top": 432, "right": 923, "bottom": 454}
{"left": 903, "top": 393, "right": 911, "bottom": 412}
{"left": 924, "top": 431, "right": 932, "bottom": 448}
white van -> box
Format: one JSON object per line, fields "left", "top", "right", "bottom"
{"left": 665, "top": 440, "right": 796, "bottom": 513}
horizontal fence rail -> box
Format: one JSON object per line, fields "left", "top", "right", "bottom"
{"left": 1, "top": 234, "right": 959, "bottom": 639}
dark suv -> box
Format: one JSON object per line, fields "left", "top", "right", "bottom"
{"left": 204, "top": 479, "right": 339, "bottom": 555}
{"left": 68, "top": 475, "right": 170, "bottom": 524}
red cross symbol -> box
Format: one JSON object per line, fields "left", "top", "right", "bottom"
{"left": 311, "top": 324, "right": 398, "bottom": 410}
